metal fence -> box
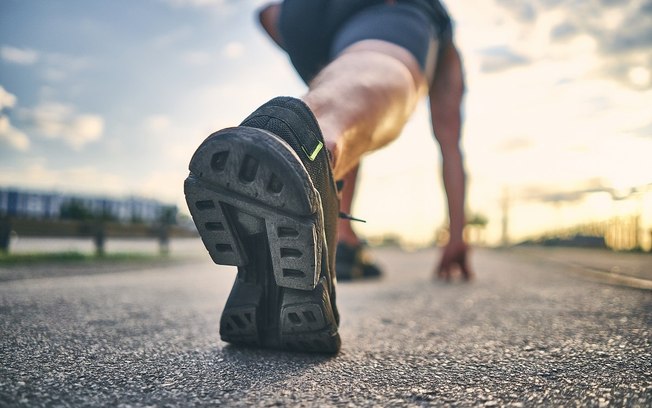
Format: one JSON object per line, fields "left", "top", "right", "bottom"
{"left": 0, "top": 188, "right": 174, "bottom": 224}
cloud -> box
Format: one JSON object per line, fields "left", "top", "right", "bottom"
{"left": 493, "top": 0, "right": 537, "bottom": 22}
{"left": 494, "top": 0, "right": 652, "bottom": 89}
{"left": 144, "top": 115, "right": 171, "bottom": 132}
{"left": 165, "top": 0, "right": 225, "bottom": 5}
{"left": 0, "top": 163, "right": 126, "bottom": 196}
{"left": 627, "top": 66, "right": 651, "bottom": 88}
{"left": 523, "top": 188, "right": 599, "bottom": 204}
{"left": 595, "top": 6, "right": 651, "bottom": 55}
{"left": 496, "top": 137, "right": 534, "bottom": 152}
{"left": 162, "top": 0, "right": 233, "bottom": 9}
{"left": 222, "top": 41, "right": 245, "bottom": 59}
{"left": 632, "top": 120, "right": 652, "bottom": 138}
{"left": 0, "top": 86, "right": 29, "bottom": 151}
{"left": 0, "top": 116, "right": 30, "bottom": 151}
{"left": 42, "top": 53, "right": 93, "bottom": 82}
{"left": 0, "top": 45, "right": 39, "bottom": 65}
{"left": 0, "top": 86, "right": 17, "bottom": 110}
{"left": 519, "top": 179, "right": 645, "bottom": 203}
{"left": 480, "top": 46, "right": 531, "bottom": 73}
{"left": 182, "top": 50, "right": 213, "bottom": 66}
{"left": 67, "top": 115, "right": 103, "bottom": 148}
{"left": 152, "top": 28, "right": 193, "bottom": 49}
{"left": 22, "top": 102, "right": 104, "bottom": 150}
{"left": 550, "top": 22, "right": 577, "bottom": 41}
{"left": 159, "top": 0, "right": 255, "bottom": 16}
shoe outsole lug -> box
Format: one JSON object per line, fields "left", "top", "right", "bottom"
{"left": 220, "top": 305, "right": 259, "bottom": 341}
{"left": 278, "top": 278, "right": 340, "bottom": 353}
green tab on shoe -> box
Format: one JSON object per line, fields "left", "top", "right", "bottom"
{"left": 302, "top": 140, "right": 323, "bottom": 161}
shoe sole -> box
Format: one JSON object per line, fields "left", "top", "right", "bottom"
{"left": 184, "top": 127, "right": 341, "bottom": 353}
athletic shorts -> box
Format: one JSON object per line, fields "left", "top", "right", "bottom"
{"left": 278, "top": 0, "right": 453, "bottom": 84}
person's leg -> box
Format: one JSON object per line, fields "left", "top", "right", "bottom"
{"left": 337, "top": 165, "right": 360, "bottom": 247}
{"left": 335, "top": 163, "right": 384, "bottom": 281}
{"left": 307, "top": 37, "right": 428, "bottom": 281}
{"left": 270, "top": 1, "right": 436, "bottom": 179}
{"left": 296, "top": 3, "right": 437, "bottom": 280}
{"left": 303, "top": 39, "right": 428, "bottom": 181}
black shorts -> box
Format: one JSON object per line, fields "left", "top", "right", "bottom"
{"left": 278, "top": 0, "right": 453, "bottom": 84}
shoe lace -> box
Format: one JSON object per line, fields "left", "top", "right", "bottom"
{"left": 338, "top": 212, "right": 366, "bottom": 223}
{"left": 335, "top": 180, "right": 366, "bottom": 222}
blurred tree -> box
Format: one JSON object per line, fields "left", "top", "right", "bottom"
{"left": 158, "top": 205, "right": 178, "bottom": 226}
{"left": 465, "top": 212, "right": 489, "bottom": 245}
{"left": 60, "top": 199, "right": 93, "bottom": 221}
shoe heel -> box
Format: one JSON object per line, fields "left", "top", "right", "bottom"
{"left": 185, "top": 127, "right": 322, "bottom": 290}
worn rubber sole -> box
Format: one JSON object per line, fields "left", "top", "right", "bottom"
{"left": 184, "top": 127, "right": 340, "bottom": 353}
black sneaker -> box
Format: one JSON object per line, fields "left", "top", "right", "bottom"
{"left": 336, "top": 241, "right": 383, "bottom": 281}
{"left": 184, "top": 97, "right": 340, "bottom": 353}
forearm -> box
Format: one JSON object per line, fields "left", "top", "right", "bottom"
{"left": 440, "top": 144, "right": 466, "bottom": 243}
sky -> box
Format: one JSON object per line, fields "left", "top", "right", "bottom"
{"left": 1, "top": 0, "right": 651, "bottom": 247}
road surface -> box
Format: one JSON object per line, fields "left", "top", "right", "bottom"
{"left": 1, "top": 244, "right": 650, "bottom": 406}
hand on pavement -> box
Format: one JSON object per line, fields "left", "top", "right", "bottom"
{"left": 436, "top": 240, "right": 473, "bottom": 282}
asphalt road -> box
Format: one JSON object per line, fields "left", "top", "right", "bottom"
{"left": 1, "top": 245, "right": 650, "bottom": 407}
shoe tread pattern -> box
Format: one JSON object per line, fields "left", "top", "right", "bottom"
{"left": 184, "top": 127, "right": 340, "bottom": 353}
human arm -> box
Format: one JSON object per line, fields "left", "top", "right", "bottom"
{"left": 429, "top": 41, "right": 473, "bottom": 281}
